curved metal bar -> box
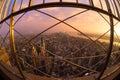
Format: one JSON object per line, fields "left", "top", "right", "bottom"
{"left": 0, "top": 1, "right": 118, "bottom": 80}
{"left": 22, "top": 9, "right": 89, "bottom": 47}
{"left": 0, "top": 2, "right": 120, "bottom": 24}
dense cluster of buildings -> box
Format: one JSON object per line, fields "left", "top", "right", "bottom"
{"left": 9, "top": 32, "right": 120, "bottom": 78}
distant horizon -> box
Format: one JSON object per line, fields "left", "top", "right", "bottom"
{"left": 11, "top": 31, "right": 119, "bottom": 43}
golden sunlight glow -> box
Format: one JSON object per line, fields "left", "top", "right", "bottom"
{"left": 115, "top": 29, "right": 120, "bottom": 36}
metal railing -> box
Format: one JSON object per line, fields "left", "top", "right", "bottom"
{"left": 0, "top": 0, "right": 120, "bottom": 80}
{"left": 0, "top": 0, "right": 120, "bottom": 22}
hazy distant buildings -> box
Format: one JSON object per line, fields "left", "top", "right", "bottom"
{"left": 11, "top": 32, "right": 120, "bottom": 78}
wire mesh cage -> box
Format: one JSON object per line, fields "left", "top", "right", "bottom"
{"left": 0, "top": 0, "right": 120, "bottom": 80}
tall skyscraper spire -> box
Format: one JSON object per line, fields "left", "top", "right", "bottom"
{"left": 40, "top": 37, "right": 46, "bottom": 58}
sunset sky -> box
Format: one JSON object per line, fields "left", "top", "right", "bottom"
{"left": 0, "top": 0, "right": 120, "bottom": 37}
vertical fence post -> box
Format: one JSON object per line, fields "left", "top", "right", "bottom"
{"left": 117, "top": 0, "right": 120, "bottom": 6}
{"left": 114, "top": 0, "right": 120, "bottom": 18}
{"left": 60, "top": 0, "right": 62, "bottom": 3}
{"left": 19, "top": 0, "right": 23, "bottom": 10}
{"left": 0, "top": 0, "right": 5, "bottom": 21}
{"left": 10, "top": 0, "right": 26, "bottom": 80}
{"left": 89, "top": 0, "right": 94, "bottom": 6}
{"left": 97, "top": 0, "right": 114, "bottom": 80}
{"left": 43, "top": 0, "right": 45, "bottom": 4}
{"left": 99, "top": 0, "right": 103, "bottom": 9}
{"left": 4, "top": 0, "right": 10, "bottom": 19}
{"left": 76, "top": 0, "right": 78, "bottom": 3}
{"left": 109, "top": 0, "right": 115, "bottom": 15}
{"left": 29, "top": 0, "right": 33, "bottom": 7}
{"left": 1, "top": 0, "right": 7, "bottom": 20}
{"left": 7, "top": 0, "right": 13, "bottom": 16}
